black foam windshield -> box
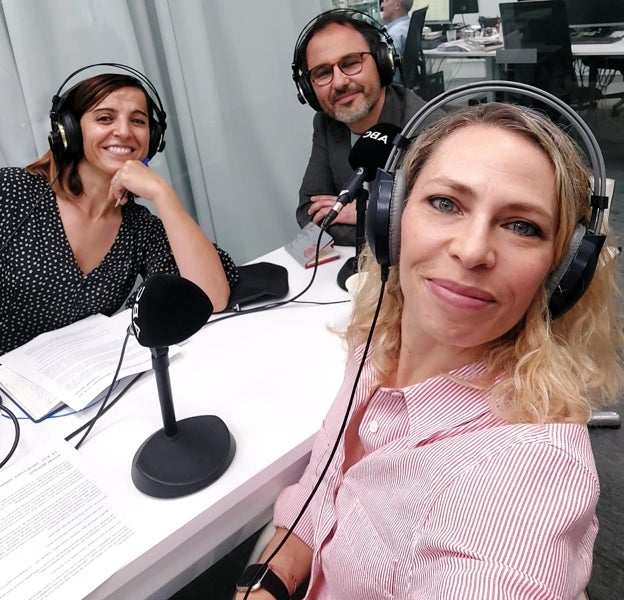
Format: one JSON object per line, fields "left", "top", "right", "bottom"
{"left": 131, "top": 273, "right": 213, "bottom": 348}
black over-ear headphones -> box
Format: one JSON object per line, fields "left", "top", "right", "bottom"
{"left": 367, "top": 80, "right": 609, "bottom": 319}
{"left": 291, "top": 8, "right": 400, "bottom": 112}
{"left": 48, "top": 62, "right": 167, "bottom": 165}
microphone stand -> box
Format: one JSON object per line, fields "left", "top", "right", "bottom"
{"left": 152, "top": 347, "right": 177, "bottom": 436}
{"left": 355, "top": 187, "right": 368, "bottom": 257}
{"left": 337, "top": 188, "right": 368, "bottom": 291}
{"left": 131, "top": 347, "right": 236, "bottom": 498}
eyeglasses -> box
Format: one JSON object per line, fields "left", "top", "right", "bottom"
{"left": 307, "top": 52, "right": 373, "bottom": 86}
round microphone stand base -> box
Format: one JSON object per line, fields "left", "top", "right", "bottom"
{"left": 337, "top": 188, "right": 366, "bottom": 291}
{"left": 336, "top": 256, "right": 358, "bottom": 291}
{"left": 131, "top": 415, "right": 236, "bottom": 498}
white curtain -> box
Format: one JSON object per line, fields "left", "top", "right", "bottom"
{"left": 0, "top": 0, "right": 322, "bottom": 263}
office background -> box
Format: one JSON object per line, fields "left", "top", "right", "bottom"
{"left": 0, "top": 0, "right": 605, "bottom": 266}
{"left": 0, "top": 0, "right": 328, "bottom": 265}
{"left": 1, "top": 1, "right": 622, "bottom": 598}
{"left": 0, "top": 0, "right": 544, "bottom": 267}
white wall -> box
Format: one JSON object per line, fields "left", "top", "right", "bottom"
{"left": 0, "top": 0, "right": 327, "bottom": 264}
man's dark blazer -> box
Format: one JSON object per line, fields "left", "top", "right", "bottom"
{"left": 296, "top": 84, "right": 434, "bottom": 246}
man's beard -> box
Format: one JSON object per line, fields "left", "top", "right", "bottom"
{"left": 326, "top": 82, "right": 382, "bottom": 125}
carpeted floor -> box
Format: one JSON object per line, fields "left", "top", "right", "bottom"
{"left": 581, "top": 98, "right": 624, "bottom": 600}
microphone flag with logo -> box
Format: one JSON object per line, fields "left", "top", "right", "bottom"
{"left": 322, "top": 122, "right": 402, "bottom": 229}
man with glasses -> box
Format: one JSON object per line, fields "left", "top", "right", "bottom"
{"left": 293, "top": 9, "right": 434, "bottom": 246}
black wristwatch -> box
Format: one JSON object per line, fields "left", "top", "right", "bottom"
{"left": 236, "top": 563, "right": 290, "bottom": 599}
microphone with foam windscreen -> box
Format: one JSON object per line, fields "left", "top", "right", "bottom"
{"left": 130, "top": 272, "right": 213, "bottom": 347}
{"left": 322, "top": 123, "right": 402, "bottom": 230}
{"left": 130, "top": 273, "right": 236, "bottom": 499}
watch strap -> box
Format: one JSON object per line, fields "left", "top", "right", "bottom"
{"left": 237, "top": 563, "right": 291, "bottom": 599}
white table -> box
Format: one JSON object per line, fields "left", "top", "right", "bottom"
{"left": 424, "top": 45, "right": 501, "bottom": 80}
{"left": 2, "top": 246, "right": 354, "bottom": 600}
{"left": 571, "top": 34, "right": 624, "bottom": 101}
{"left": 424, "top": 33, "right": 624, "bottom": 84}
{"left": 571, "top": 31, "right": 624, "bottom": 57}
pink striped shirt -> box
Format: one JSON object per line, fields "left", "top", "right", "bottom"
{"left": 274, "top": 349, "right": 598, "bottom": 599}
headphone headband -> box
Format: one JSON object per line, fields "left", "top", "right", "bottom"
{"left": 385, "top": 80, "right": 607, "bottom": 235}
{"left": 49, "top": 62, "right": 167, "bottom": 164}
{"left": 292, "top": 9, "right": 399, "bottom": 111}
{"left": 292, "top": 9, "right": 395, "bottom": 64}
{"left": 51, "top": 62, "right": 166, "bottom": 120}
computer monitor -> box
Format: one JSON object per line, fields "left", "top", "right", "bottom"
{"left": 564, "top": 0, "right": 624, "bottom": 30}
{"left": 500, "top": 1, "right": 570, "bottom": 52}
{"left": 415, "top": 0, "right": 454, "bottom": 27}
{"left": 452, "top": 0, "right": 479, "bottom": 16}
{"left": 499, "top": 1, "right": 576, "bottom": 103}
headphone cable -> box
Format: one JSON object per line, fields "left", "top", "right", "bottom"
{"left": 63, "top": 370, "right": 144, "bottom": 444}
{"left": 0, "top": 395, "right": 21, "bottom": 469}
{"left": 242, "top": 267, "right": 388, "bottom": 599}
{"left": 69, "top": 330, "right": 132, "bottom": 450}
{"left": 209, "top": 227, "right": 349, "bottom": 325}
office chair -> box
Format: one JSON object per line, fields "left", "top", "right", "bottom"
{"left": 401, "top": 7, "right": 445, "bottom": 100}
{"left": 582, "top": 57, "right": 624, "bottom": 116}
{"left": 496, "top": 1, "right": 581, "bottom": 111}
{"left": 400, "top": 7, "right": 428, "bottom": 91}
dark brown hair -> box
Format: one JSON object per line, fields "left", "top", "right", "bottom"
{"left": 27, "top": 73, "right": 155, "bottom": 197}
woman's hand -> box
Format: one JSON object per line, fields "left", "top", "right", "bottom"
{"left": 232, "top": 528, "right": 311, "bottom": 600}
{"left": 108, "top": 160, "right": 168, "bottom": 207}
{"left": 109, "top": 159, "right": 231, "bottom": 311}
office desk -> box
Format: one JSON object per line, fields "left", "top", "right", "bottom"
{"left": 424, "top": 35, "right": 624, "bottom": 85}
{"left": 572, "top": 35, "right": 624, "bottom": 108}
{"left": 424, "top": 46, "right": 500, "bottom": 80}
{"left": 3, "top": 246, "right": 354, "bottom": 600}
{"left": 427, "top": 48, "right": 498, "bottom": 59}
{"left": 571, "top": 32, "right": 624, "bottom": 58}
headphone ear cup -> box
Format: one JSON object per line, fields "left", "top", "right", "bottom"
{"left": 375, "top": 42, "right": 397, "bottom": 86}
{"left": 49, "top": 110, "right": 82, "bottom": 162}
{"left": 546, "top": 224, "right": 606, "bottom": 318}
{"left": 48, "top": 120, "right": 64, "bottom": 164}
{"left": 296, "top": 73, "right": 321, "bottom": 112}
{"left": 387, "top": 168, "right": 407, "bottom": 266}
{"left": 59, "top": 111, "right": 83, "bottom": 159}
{"left": 367, "top": 168, "right": 407, "bottom": 268}
{"left": 148, "top": 121, "right": 164, "bottom": 158}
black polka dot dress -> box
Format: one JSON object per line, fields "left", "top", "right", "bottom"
{"left": 0, "top": 167, "right": 238, "bottom": 355}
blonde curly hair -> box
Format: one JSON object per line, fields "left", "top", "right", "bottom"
{"left": 343, "top": 102, "right": 624, "bottom": 423}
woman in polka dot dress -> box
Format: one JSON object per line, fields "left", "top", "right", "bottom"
{"left": 0, "top": 71, "right": 238, "bottom": 355}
